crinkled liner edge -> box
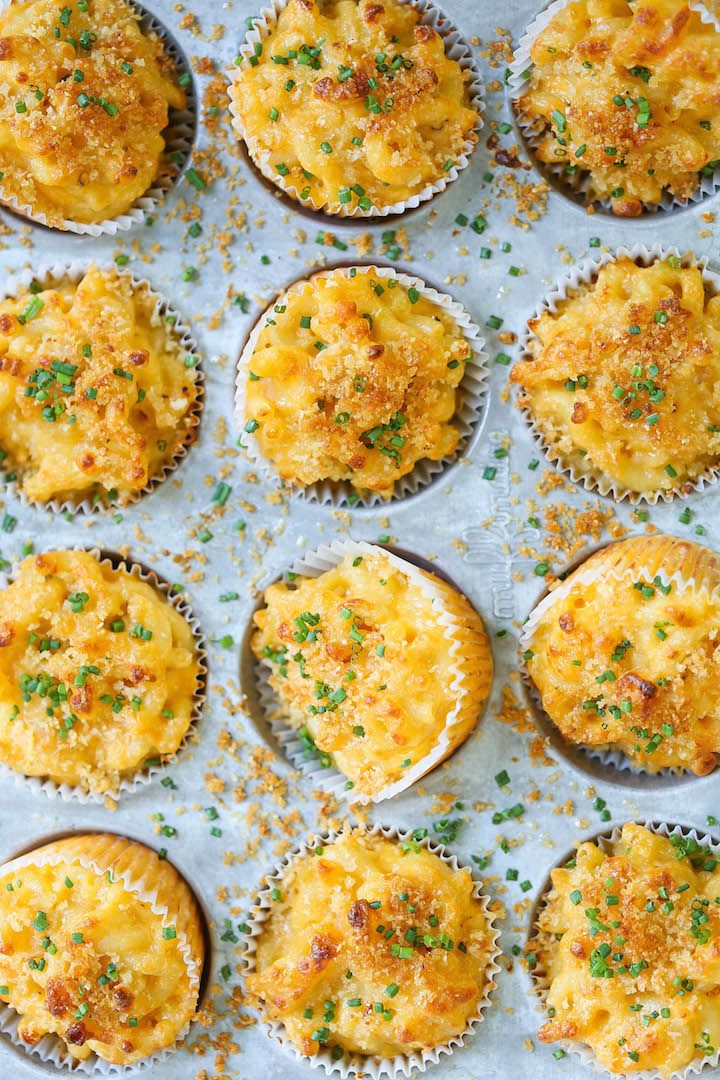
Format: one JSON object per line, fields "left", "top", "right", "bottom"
{"left": 527, "top": 819, "right": 720, "bottom": 1080}
{"left": 0, "top": 0, "right": 196, "bottom": 235}
{"left": 0, "top": 836, "right": 202, "bottom": 1074}
{"left": 519, "top": 538, "right": 719, "bottom": 779}
{"left": 0, "top": 259, "right": 204, "bottom": 515}
{"left": 507, "top": 0, "right": 720, "bottom": 216}
{"left": 254, "top": 538, "right": 489, "bottom": 803}
{"left": 227, "top": 0, "right": 484, "bottom": 219}
{"left": 0, "top": 544, "right": 207, "bottom": 804}
{"left": 234, "top": 265, "right": 488, "bottom": 507}
{"left": 514, "top": 242, "right": 720, "bottom": 504}
{"left": 242, "top": 822, "right": 502, "bottom": 1078}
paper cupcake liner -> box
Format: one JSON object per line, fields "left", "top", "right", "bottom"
{"left": 515, "top": 243, "right": 720, "bottom": 504}
{"left": 508, "top": 0, "right": 720, "bottom": 217}
{"left": 0, "top": 0, "right": 197, "bottom": 235}
{"left": 527, "top": 819, "right": 720, "bottom": 1080}
{"left": 242, "top": 823, "right": 502, "bottom": 1078}
{"left": 519, "top": 535, "right": 720, "bottom": 785}
{"left": 235, "top": 265, "right": 488, "bottom": 507}
{"left": 0, "top": 260, "right": 203, "bottom": 515}
{"left": 252, "top": 539, "right": 492, "bottom": 803}
{"left": 228, "top": 0, "right": 484, "bottom": 220}
{"left": 0, "top": 545, "right": 207, "bottom": 804}
{"left": 0, "top": 832, "right": 204, "bottom": 1074}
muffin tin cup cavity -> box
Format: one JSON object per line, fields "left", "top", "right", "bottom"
{"left": 507, "top": 0, "right": 720, "bottom": 219}
{"left": 519, "top": 535, "right": 720, "bottom": 791}
{"left": 515, "top": 242, "right": 720, "bottom": 504}
{"left": 242, "top": 822, "right": 502, "bottom": 1079}
{"left": 0, "top": 831, "right": 206, "bottom": 1074}
{"left": 526, "top": 820, "right": 720, "bottom": 1080}
{"left": 0, "top": 545, "right": 207, "bottom": 804}
{"left": 228, "top": 0, "right": 484, "bottom": 222}
{"left": 0, "top": 0, "right": 197, "bottom": 236}
{"left": 234, "top": 264, "right": 488, "bottom": 508}
{"left": 249, "top": 538, "right": 493, "bottom": 804}
{"left": 0, "top": 260, "right": 204, "bottom": 515}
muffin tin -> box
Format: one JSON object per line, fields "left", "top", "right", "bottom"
{"left": 0, "top": 0, "right": 719, "bottom": 1078}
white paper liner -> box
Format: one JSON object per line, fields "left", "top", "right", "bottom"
{"left": 0, "top": 833, "right": 203, "bottom": 1074}
{"left": 228, "top": 0, "right": 484, "bottom": 220}
{"left": 0, "top": 545, "right": 207, "bottom": 804}
{"left": 252, "top": 538, "right": 492, "bottom": 803}
{"left": 0, "top": 259, "right": 204, "bottom": 515}
{"left": 0, "top": 0, "right": 196, "bottom": 235}
{"left": 242, "top": 823, "right": 502, "bottom": 1078}
{"left": 520, "top": 536, "right": 720, "bottom": 783}
{"left": 527, "top": 820, "right": 720, "bottom": 1080}
{"left": 234, "top": 265, "right": 488, "bottom": 507}
{"left": 515, "top": 243, "right": 720, "bottom": 504}
{"left": 508, "top": 0, "right": 720, "bottom": 216}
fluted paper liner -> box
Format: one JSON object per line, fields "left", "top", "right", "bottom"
{"left": 0, "top": 832, "right": 204, "bottom": 1074}
{"left": 520, "top": 535, "right": 720, "bottom": 782}
{"left": 254, "top": 539, "right": 493, "bottom": 802}
{"left": 235, "top": 265, "right": 488, "bottom": 507}
{"left": 0, "top": 545, "right": 207, "bottom": 804}
{"left": 0, "top": 260, "right": 203, "bottom": 515}
{"left": 508, "top": 0, "right": 720, "bottom": 216}
{"left": 228, "top": 0, "right": 484, "bottom": 220}
{"left": 515, "top": 243, "right": 720, "bottom": 504}
{"left": 0, "top": 0, "right": 196, "bottom": 236}
{"left": 527, "top": 820, "right": 720, "bottom": 1080}
{"left": 242, "top": 823, "right": 502, "bottom": 1078}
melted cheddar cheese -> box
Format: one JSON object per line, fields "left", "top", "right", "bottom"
{"left": 534, "top": 823, "right": 720, "bottom": 1076}
{"left": 230, "top": 0, "right": 478, "bottom": 213}
{"left": 252, "top": 547, "right": 490, "bottom": 798}
{"left": 0, "top": 834, "right": 203, "bottom": 1065}
{"left": 512, "top": 258, "right": 720, "bottom": 496}
{"left": 0, "top": 0, "right": 185, "bottom": 226}
{"left": 247, "top": 828, "right": 494, "bottom": 1061}
{"left": 244, "top": 269, "right": 473, "bottom": 498}
{"left": 0, "top": 550, "right": 201, "bottom": 795}
{"left": 516, "top": 0, "right": 720, "bottom": 215}
{"left": 525, "top": 536, "right": 720, "bottom": 775}
{"left": 0, "top": 267, "right": 200, "bottom": 507}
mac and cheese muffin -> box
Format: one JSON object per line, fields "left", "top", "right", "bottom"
{"left": 0, "top": 267, "right": 201, "bottom": 507}
{"left": 252, "top": 544, "right": 492, "bottom": 799}
{"left": 515, "top": 0, "right": 720, "bottom": 215}
{"left": 533, "top": 823, "right": 720, "bottom": 1076}
{"left": 230, "top": 0, "right": 478, "bottom": 214}
{"left": 0, "top": 549, "right": 201, "bottom": 795}
{"left": 524, "top": 535, "right": 720, "bottom": 775}
{"left": 0, "top": 0, "right": 186, "bottom": 228}
{"left": 242, "top": 269, "right": 476, "bottom": 499}
{"left": 512, "top": 257, "right": 720, "bottom": 497}
{"left": 0, "top": 833, "right": 204, "bottom": 1066}
{"left": 247, "top": 828, "right": 497, "bottom": 1063}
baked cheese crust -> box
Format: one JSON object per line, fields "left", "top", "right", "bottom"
{"left": 535, "top": 823, "right": 720, "bottom": 1076}
{"left": 247, "top": 828, "right": 494, "bottom": 1060}
{"left": 516, "top": 0, "right": 720, "bottom": 215}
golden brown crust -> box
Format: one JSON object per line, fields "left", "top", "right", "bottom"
{"left": 512, "top": 257, "right": 720, "bottom": 495}
{"left": 0, "top": 267, "right": 200, "bottom": 506}
{"left": 534, "top": 823, "right": 720, "bottom": 1076}
{"left": 0, "top": 833, "right": 203, "bottom": 1065}
{"left": 244, "top": 270, "right": 473, "bottom": 498}
{"left": 0, "top": 550, "right": 201, "bottom": 794}
{"left": 525, "top": 535, "right": 720, "bottom": 774}
{"left": 229, "top": 0, "right": 477, "bottom": 212}
{"left": 251, "top": 547, "right": 491, "bottom": 797}
{"left": 0, "top": 0, "right": 185, "bottom": 226}
{"left": 517, "top": 0, "right": 720, "bottom": 213}
{"left": 247, "top": 828, "right": 494, "bottom": 1060}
